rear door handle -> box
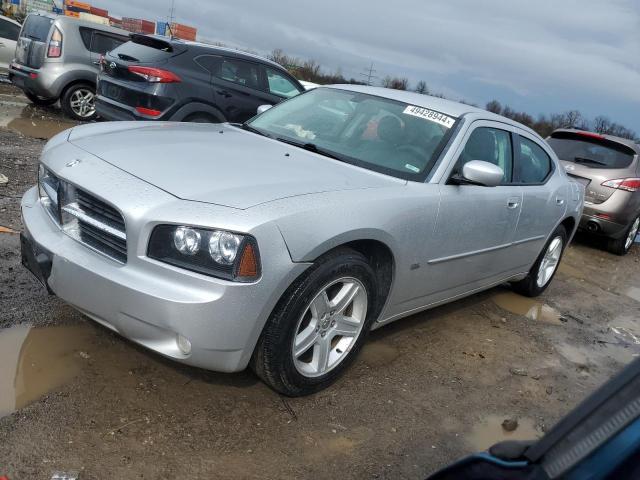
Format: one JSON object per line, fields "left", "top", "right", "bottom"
{"left": 556, "top": 197, "right": 565, "bottom": 206}
{"left": 507, "top": 197, "right": 520, "bottom": 209}
{"left": 216, "top": 89, "right": 232, "bottom": 98}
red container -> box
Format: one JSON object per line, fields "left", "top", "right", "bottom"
{"left": 90, "top": 6, "right": 108, "bottom": 17}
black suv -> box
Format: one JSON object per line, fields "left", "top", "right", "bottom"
{"left": 96, "top": 35, "right": 304, "bottom": 123}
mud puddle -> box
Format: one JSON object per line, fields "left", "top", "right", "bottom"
{"left": 624, "top": 286, "right": 640, "bottom": 303}
{"left": 466, "top": 414, "right": 542, "bottom": 451}
{"left": 0, "top": 101, "right": 76, "bottom": 139}
{"left": 492, "top": 292, "right": 563, "bottom": 324}
{"left": 359, "top": 341, "right": 400, "bottom": 367}
{"left": 0, "top": 323, "right": 99, "bottom": 418}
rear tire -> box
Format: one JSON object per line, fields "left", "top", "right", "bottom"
{"left": 61, "top": 83, "right": 96, "bottom": 121}
{"left": 607, "top": 216, "right": 640, "bottom": 256}
{"left": 252, "top": 248, "right": 378, "bottom": 397}
{"left": 24, "top": 91, "right": 57, "bottom": 106}
{"left": 512, "top": 225, "right": 567, "bottom": 297}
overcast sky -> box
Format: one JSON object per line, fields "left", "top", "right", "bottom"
{"left": 97, "top": 0, "right": 639, "bottom": 133}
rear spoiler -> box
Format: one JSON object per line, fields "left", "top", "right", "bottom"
{"left": 130, "top": 34, "right": 177, "bottom": 53}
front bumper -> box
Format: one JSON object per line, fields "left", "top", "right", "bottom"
{"left": 21, "top": 186, "right": 308, "bottom": 373}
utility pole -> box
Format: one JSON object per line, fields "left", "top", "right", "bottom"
{"left": 169, "top": 0, "right": 176, "bottom": 24}
{"left": 359, "top": 62, "right": 378, "bottom": 86}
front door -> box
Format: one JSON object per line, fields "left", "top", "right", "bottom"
{"left": 212, "top": 57, "right": 281, "bottom": 123}
{"left": 426, "top": 123, "right": 522, "bottom": 301}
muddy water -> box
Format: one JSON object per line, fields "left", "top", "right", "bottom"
{"left": 492, "top": 292, "right": 562, "bottom": 324}
{"left": 0, "top": 323, "right": 98, "bottom": 418}
{"left": 0, "top": 101, "right": 76, "bottom": 139}
{"left": 466, "top": 414, "right": 542, "bottom": 451}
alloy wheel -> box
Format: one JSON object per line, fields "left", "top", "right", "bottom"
{"left": 292, "top": 277, "right": 368, "bottom": 378}
{"left": 625, "top": 217, "right": 640, "bottom": 251}
{"left": 70, "top": 88, "right": 95, "bottom": 119}
{"left": 536, "top": 236, "right": 563, "bottom": 288}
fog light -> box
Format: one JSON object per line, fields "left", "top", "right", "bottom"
{"left": 177, "top": 334, "right": 192, "bottom": 355}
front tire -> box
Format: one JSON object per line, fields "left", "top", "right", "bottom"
{"left": 252, "top": 248, "right": 377, "bottom": 396}
{"left": 512, "top": 225, "right": 567, "bottom": 297}
{"left": 607, "top": 216, "right": 639, "bottom": 256}
{"left": 61, "top": 83, "right": 96, "bottom": 121}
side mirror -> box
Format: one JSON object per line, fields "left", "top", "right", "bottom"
{"left": 257, "top": 104, "right": 273, "bottom": 115}
{"left": 458, "top": 160, "right": 504, "bottom": 187}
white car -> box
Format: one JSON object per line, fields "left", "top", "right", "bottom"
{"left": 0, "top": 15, "right": 20, "bottom": 74}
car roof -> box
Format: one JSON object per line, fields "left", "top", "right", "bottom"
{"left": 28, "top": 12, "right": 129, "bottom": 37}
{"left": 551, "top": 128, "right": 640, "bottom": 154}
{"left": 324, "top": 84, "right": 541, "bottom": 135}
{"left": 167, "top": 38, "right": 286, "bottom": 71}
{"left": 0, "top": 14, "right": 21, "bottom": 27}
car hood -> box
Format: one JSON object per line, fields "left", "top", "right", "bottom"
{"left": 68, "top": 122, "right": 402, "bottom": 209}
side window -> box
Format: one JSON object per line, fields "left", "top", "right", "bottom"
{"left": 455, "top": 127, "right": 513, "bottom": 184}
{"left": 0, "top": 19, "right": 20, "bottom": 41}
{"left": 90, "top": 33, "right": 127, "bottom": 55}
{"left": 79, "top": 27, "right": 92, "bottom": 50}
{"left": 516, "top": 136, "right": 552, "bottom": 184}
{"left": 216, "top": 58, "right": 261, "bottom": 90}
{"left": 265, "top": 67, "right": 301, "bottom": 98}
{"left": 194, "top": 55, "right": 220, "bottom": 74}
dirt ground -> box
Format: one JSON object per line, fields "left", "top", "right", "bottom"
{"left": 1, "top": 83, "right": 639, "bottom": 479}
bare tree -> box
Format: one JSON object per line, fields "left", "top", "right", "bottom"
{"left": 414, "top": 81, "right": 429, "bottom": 94}
{"left": 485, "top": 100, "right": 502, "bottom": 114}
{"left": 382, "top": 76, "right": 409, "bottom": 90}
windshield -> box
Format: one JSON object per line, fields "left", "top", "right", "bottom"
{"left": 547, "top": 133, "right": 635, "bottom": 169}
{"left": 247, "top": 88, "right": 458, "bottom": 180}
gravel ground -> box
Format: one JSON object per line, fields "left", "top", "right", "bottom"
{"left": 1, "top": 86, "right": 639, "bottom": 479}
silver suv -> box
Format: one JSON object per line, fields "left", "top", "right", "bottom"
{"left": 8, "top": 13, "right": 129, "bottom": 121}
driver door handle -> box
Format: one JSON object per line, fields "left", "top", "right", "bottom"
{"left": 216, "top": 89, "right": 232, "bottom": 98}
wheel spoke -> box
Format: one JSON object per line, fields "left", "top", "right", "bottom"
{"left": 294, "top": 325, "right": 319, "bottom": 358}
{"left": 330, "top": 282, "right": 360, "bottom": 314}
{"left": 313, "top": 337, "right": 331, "bottom": 373}
{"left": 310, "top": 291, "right": 330, "bottom": 320}
{"left": 332, "top": 315, "right": 360, "bottom": 337}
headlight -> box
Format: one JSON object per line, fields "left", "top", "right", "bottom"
{"left": 38, "top": 164, "right": 61, "bottom": 221}
{"left": 148, "top": 225, "right": 261, "bottom": 282}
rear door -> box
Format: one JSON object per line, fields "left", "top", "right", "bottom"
{"left": 14, "top": 14, "right": 53, "bottom": 69}
{"left": 510, "top": 132, "right": 566, "bottom": 268}
{"left": 0, "top": 17, "right": 20, "bottom": 72}
{"left": 211, "top": 56, "right": 282, "bottom": 122}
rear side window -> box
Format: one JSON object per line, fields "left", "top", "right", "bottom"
{"left": 19, "top": 15, "right": 53, "bottom": 41}
{"left": 217, "top": 58, "right": 261, "bottom": 90}
{"left": 266, "top": 68, "right": 301, "bottom": 98}
{"left": 547, "top": 133, "right": 635, "bottom": 169}
{"left": 91, "top": 33, "right": 126, "bottom": 55}
{"left": 456, "top": 127, "right": 513, "bottom": 184}
{"left": 517, "top": 137, "right": 552, "bottom": 184}
{"left": 0, "top": 18, "right": 20, "bottom": 41}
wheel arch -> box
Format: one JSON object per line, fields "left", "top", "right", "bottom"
{"left": 169, "top": 101, "right": 226, "bottom": 122}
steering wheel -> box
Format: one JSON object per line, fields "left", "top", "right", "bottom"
{"left": 395, "top": 145, "right": 427, "bottom": 169}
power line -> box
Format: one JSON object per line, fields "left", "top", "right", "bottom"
{"left": 359, "top": 62, "right": 378, "bottom": 86}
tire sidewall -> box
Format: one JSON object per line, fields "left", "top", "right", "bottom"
{"left": 261, "top": 250, "right": 377, "bottom": 395}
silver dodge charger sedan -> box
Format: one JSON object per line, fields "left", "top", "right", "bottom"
{"left": 21, "top": 86, "right": 584, "bottom": 396}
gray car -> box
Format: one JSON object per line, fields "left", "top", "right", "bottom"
{"left": 20, "top": 86, "right": 583, "bottom": 396}
{"left": 0, "top": 14, "right": 20, "bottom": 74}
{"left": 8, "top": 13, "right": 129, "bottom": 120}
{"left": 547, "top": 129, "right": 640, "bottom": 255}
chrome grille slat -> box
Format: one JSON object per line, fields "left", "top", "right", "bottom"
{"left": 39, "top": 166, "right": 128, "bottom": 264}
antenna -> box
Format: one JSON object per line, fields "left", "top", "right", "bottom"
{"left": 359, "top": 62, "right": 378, "bottom": 86}
{"left": 169, "top": 0, "right": 176, "bottom": 24}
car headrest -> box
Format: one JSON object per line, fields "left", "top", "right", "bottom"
{"left": 377, "top": 116, "right": 404, "bottom": 144}
{"left": 465, "top": 129, "right": 496, "bottom": 163}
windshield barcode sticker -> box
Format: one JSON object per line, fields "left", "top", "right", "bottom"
{"left": 402, "top": 106, "right": 455, "bottom": 129}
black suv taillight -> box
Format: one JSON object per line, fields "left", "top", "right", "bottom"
{"left": 47, "top": 27, "right": 63, "bottom": 58}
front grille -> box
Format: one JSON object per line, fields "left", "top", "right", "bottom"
{"left": 76, "top": 189, "right": 126, "bottom": 232}
{"left": 39, "top": 166, "right": 128, "bottom": 263}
